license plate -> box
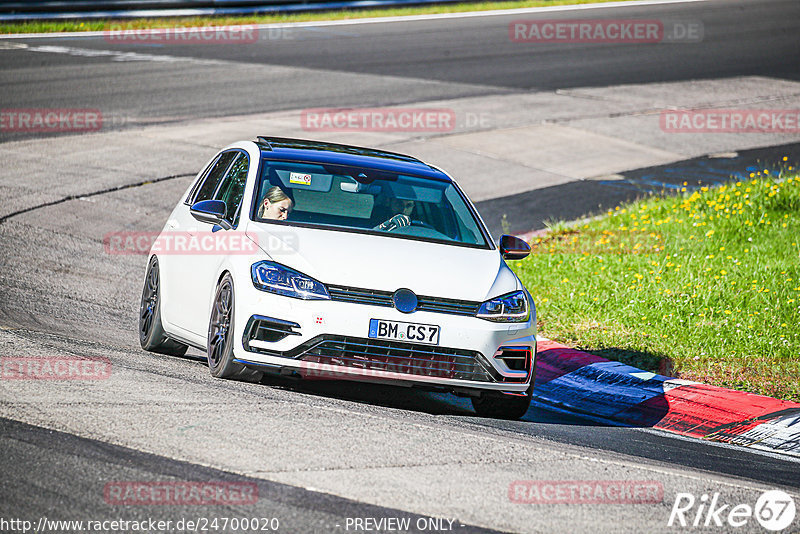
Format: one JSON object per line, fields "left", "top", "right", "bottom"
{"left": 368, "top": 319, "right": 440, "bottom": 345}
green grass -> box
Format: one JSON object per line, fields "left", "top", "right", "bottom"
{"left": 514, "top": 163, "right": 800, "bottom": 401}
{"left": 0, "top": 0, "right": 629, "bottom": 34}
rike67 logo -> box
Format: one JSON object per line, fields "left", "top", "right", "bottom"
{"left": 668, "top": 490, "right": 796, "bottom": 531}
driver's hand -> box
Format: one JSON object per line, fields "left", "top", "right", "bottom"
{"left": 377, "top": 214, "right": 411, "bottom": 231}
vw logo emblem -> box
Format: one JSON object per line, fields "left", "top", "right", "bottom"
{"left": 392, "top": 288, "right": 418, "bottom": 313}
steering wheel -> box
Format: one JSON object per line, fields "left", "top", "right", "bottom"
{"left": 387, "top": 218, "right": 435, "bottom": 232}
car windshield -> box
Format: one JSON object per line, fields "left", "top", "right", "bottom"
{"left": 253, "top": 160, "right": 489, "bottom": 247}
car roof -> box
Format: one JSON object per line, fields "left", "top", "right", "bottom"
{"left": 255, "top": 136, "right": 451, "bottom": 182}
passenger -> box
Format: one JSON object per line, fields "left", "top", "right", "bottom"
{"left": 258, "top": 186, "right": 293, "bottom": 220}
{"left": 375, "top": 198, "right": 415, "bottom": 231}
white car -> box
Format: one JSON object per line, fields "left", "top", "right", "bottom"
{"left": 139, "top": 137, "right": 537, "bottom": 419}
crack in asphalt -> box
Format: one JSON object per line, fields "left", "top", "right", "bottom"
{"left": 0, "top": 172, "right": 194, "bottom": 225}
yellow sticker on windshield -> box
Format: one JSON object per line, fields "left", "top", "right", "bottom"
{"left": 289, "top": 172, "right": 312, "bottom": 186}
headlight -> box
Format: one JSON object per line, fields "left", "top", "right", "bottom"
{"left": 251, "top": 261, "right": 330, "bottom": 300}
{"left": 476, "top": 290, "right": 530, "bottom": 322}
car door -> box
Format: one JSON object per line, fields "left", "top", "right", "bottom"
{"left": 182, "top": 151, "right": 251, "bottom": 338}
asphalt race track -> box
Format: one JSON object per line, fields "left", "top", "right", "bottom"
{"left": 1, "top": 0, "right": 800, "bottom": 532}
{"left": 0, "top": 0, "right": 799, "bottom": 142}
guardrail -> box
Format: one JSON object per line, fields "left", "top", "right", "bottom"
{"left": 0, "top": 0, "right": 456, "bottom": 21}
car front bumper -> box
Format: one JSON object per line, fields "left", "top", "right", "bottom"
{"left": 232, "top": 285, "right": 537, "bottom": 395}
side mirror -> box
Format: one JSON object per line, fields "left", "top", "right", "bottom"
{"left": 190, "top": 200, "right": 232, "bottom": 230}
{"left": 499, "top": 234, "right": 530, "bottom": 260}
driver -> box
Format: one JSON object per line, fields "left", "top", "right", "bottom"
{"left": 375, "top": 198, "right": 415, "bottom": 231}
{"left": 258, "top": 186, "right": 293, "bottom": 221}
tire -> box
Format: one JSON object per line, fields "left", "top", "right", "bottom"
{"left": 471, "top": 381, "right": 534, "bottom": 420}
{"left": 139, "top": 256, "right": 188, "bottom": 356}
{"left": 207, "top": 273, "right": 254, "bottom": 379}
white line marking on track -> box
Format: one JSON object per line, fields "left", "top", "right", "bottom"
{"left": 1, "top": 42, "right": 225, "bottom": 64}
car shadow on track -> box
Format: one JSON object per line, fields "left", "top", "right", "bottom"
{"left": 173, "top": 348, "right": 473, "bottom": 415}
{"left": 259, "top": 373, "right": 477, "bottom": 416}
{"left": 255, "top": 372, "right": 621, "bottom": 427}
{"left": 533, "top": 344, "right": 674, "bottom": 429}
{"left": 178, "top": 346, "right": 666, "bottom": 428}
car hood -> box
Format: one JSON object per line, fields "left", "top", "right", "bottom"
{"left": 245, "top": 222, "right": 518, "bottom": 302}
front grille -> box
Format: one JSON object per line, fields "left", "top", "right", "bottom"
{"left": 417, "top": 298, "right": 479, "bottom": 316}
{"left": 299, "top": 335, "right": 495, "bottom": 382}
{"left": 328, "top": 285, "right": 480, "bottom": 317}
{"left": 328, "top": 286, "right": 393, "bottom": 308}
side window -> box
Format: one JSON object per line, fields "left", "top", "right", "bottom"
{"left": 185, "top": 155, "right": 217, "bottom": 204}
{"left": 191, "top": 151, "right": 237, "bottom": 204}
{"left": 214, "top": 153, "right": 249, "bottom": 226}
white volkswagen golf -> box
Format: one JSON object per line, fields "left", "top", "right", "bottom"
{"left": 140, "top": 137, "right": 537, "bottom": 419}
